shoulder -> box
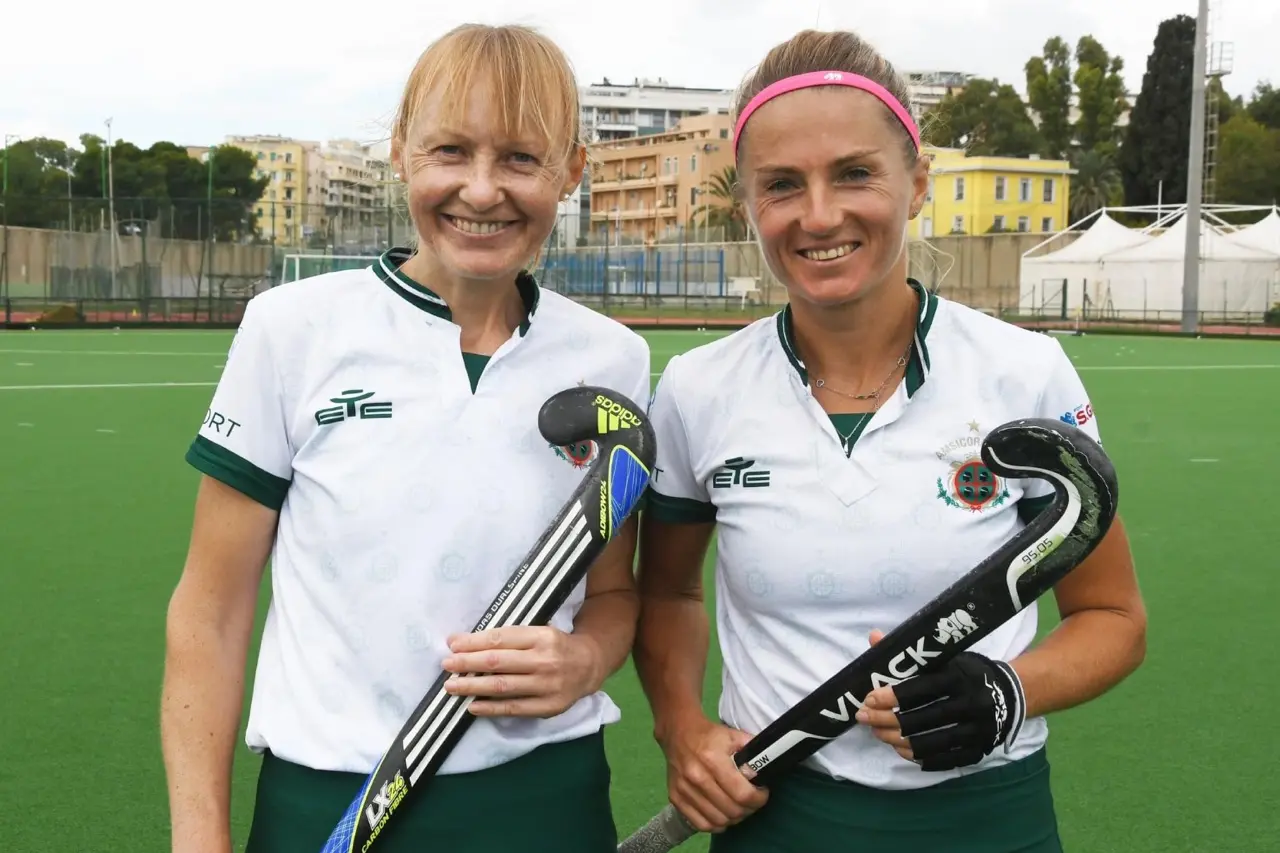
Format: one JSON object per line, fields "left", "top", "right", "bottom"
{"left": 530, "top": 287, "right": 650, "bottom": 361}
{"left": 932, "top": 296, "right": 1072, "bottom": 375}
{"left": 239, "top": 266, "right": 381, "bottom": 339}
{"left": 657, "top": 315, "right": 776, "bottom": 391}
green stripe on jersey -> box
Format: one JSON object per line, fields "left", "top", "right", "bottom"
{"left": 185, "top": 436, "right": 291, "bottom": 510}
{"left": 645, "top": 488, "right": 717, "bottom": 523}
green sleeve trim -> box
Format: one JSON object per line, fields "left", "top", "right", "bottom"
{"left": 644, "top": 487, "right": 717, "bottom": 524}
{"left": 185, "top": 435, "right": 291, "bottom": 511}
{"left": 1018, "top": 494, "right": 1054, "bottom": 525}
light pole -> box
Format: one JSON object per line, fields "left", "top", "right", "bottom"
{"left": 105, "top": 118, "right": 118, "bottom": 297}
{"left": 2, "top": 133, "right": 17, "bottom": 303}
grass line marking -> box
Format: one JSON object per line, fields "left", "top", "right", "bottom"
{"left": 0, "top": 381, "right": 217, "bottom": 391}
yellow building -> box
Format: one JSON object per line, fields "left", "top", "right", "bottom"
{"left": 225, "top": 134, "right": 319, "bottom": 247}
{"left": 586, "top": 112, "right": 735, "bottom": 244}
{"left": 911, "top": 147, "right": 1073, "bottom": 239}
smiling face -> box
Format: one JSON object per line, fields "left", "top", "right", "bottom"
{"left": 738, "top": 87, "right": 929, "bottom": 309}
{"left": 392, "top": 74, "right": 584, "bottom": 285}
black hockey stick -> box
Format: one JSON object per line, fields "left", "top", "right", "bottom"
{"left": 618, "top": 417, "right": 1118, "bottom": 852}
{"left": 320, "top": 385, "right": 656, "bottom": 853}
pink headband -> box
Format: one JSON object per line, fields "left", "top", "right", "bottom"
{"left": 732, "top": 70, "right": 921, "bottom": 158}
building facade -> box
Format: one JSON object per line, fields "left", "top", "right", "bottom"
{"left": 911, "top": 147, "right": 1074, "bottom": 239}
{"left": 584, "top": 113, "right": 735, "bottom": 245}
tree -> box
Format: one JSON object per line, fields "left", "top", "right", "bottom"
{"left": 1246, "top": 81, "right": 1280, "bottom": 130}
{"left": 1119, "top": 15, "right": 1196, "bottom": 206}
{"left": 1072, "top": 36, "right": 1129, "bottom": 158}
{"left": 931, "top": 79, "right": 1043, "bottom": 157}
{"left": 692, "top": 165, "right": 747, "bottom": 241}
{"left": 1024, "top": 37, "right": 1074, "bottom": 159}
{"left": 1069, "top": 149, "right": 1122, "bottom": 221}
{"left": 1216, "top": 113, "right": 1280, "bottom": 205}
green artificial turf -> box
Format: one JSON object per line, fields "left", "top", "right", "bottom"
{"left": 0, "top": 328, "right": 1276, "bottom": 852}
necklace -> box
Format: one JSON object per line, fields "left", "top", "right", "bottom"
{"left": 813, "top": 341, "right": 913, "bottom": 405}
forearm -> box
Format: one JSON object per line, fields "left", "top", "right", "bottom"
{"left": 1011, "top": 608, "right": 1146, "bottom": 719}
{"left": 160, "top": 609, "right": 252, "bottom": 852}
{"left": 633, "top": 594, "right": 711, "bottom": 745}
{"left": 572, "top": 588, "right": 640, "bottom": 689}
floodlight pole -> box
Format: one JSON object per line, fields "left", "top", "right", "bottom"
{"left": 105, "top": 117, "right": 118, "bottom": 298}
{"left": 1182, "top": 0, "right": 1209, "bottom": 334}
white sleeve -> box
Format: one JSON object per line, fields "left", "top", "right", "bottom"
{"left": 1022, "top": 339, "right": 1102, "bottom": 504}
{"left": 643, "top": 355, "right": 716, "bottom": 523}
{"left": 184, "top": 297, "right": 294, "bottom": 510}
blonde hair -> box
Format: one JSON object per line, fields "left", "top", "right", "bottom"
{"left": 393, "top": 24, "right": 582, "bottom": 170}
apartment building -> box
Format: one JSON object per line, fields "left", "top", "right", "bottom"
{"left": 586, "top": 112, "right": 735, "bottom": 245}
{"left": 579, "top": 77, "right": 734, "bottom": 142}
{"left": 911, "top": 147, "right": 1074, "bottom": 238}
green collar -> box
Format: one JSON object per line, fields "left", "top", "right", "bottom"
{"left": 775, "top": 278, "right": 938, "bottom": 398}
{"left": 373, "top": 246, "right": 541, "bottom": 336}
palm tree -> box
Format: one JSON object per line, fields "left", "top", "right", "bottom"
{"left": 690, "top": 165, "right": 749, "bottom": 241}
{"left": 1069, "top": 149, "right": 1121, "bottom": 222}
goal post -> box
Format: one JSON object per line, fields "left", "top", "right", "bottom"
{"left": 280, "top": 253, "right": 382, "bottom": 284}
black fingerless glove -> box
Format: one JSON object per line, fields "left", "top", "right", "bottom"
{"left": 893, "top": 651, "right": 1027, "bottom": 772}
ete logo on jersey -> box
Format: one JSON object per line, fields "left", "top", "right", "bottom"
{"left": 314, "top": 389, "right": 394, "bottom": 425}
{"left": 935, "top": 420, "right": 1010, "bottom": 513}
{"left": 712, "top": 457, "right": 771, "bottom": 488}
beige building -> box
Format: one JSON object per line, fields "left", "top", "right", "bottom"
{"left": 314, "top": 139, "right": 392, "bottom": 252}
{"left": 586, "top": 113, "right": 735, "bottom": 245}
{"left": 224, "top": 134, "right": 319, "bottom": 247}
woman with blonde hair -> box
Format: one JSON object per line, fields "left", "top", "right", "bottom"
{"left": 634, "top": 28, "right": 1146, "bottom": 852}
{"left": 161, "top": 24, "right": 649, "bottom": 853}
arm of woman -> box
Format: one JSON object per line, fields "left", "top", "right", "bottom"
{"left": 1010, "top": 515, "right": 1147, "bottom": 717}
{"left": 161, "top": 476, "right": 278, "bottom": 853}
{"left": 632, "top": 515, "right": 769, "bottom": 832}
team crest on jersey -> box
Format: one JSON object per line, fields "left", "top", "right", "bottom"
{"left": 934, "top": 420, "right": 1010, "bottom": 513}
{"left": 551, "top": 440, "right": 598, "bottom": 469}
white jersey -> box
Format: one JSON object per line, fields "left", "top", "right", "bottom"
{"left": 186, "top": 248, "right": 650, "bottom": 775}
{"left": 645, "top": 281, "right": 1101, "bottom": 790}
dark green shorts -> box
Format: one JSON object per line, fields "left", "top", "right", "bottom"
{"left": 709, "top": 748, "right": 1062, "bottom": 853}
{"left": 245, "top": 729, "right": 617, "bottom": 853}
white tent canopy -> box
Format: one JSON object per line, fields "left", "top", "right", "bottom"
{"left": 1019, "top": 207, "right": 1280, "bottom": 317}
{"left": 1094, "top": 214, "right": 1280, "bottom": 315}
{"left": 1019, "top": 211, "right": 1155, "bottom": 313}
{"left": 1227, "top": 208, "right": 1280, "bottom": 254}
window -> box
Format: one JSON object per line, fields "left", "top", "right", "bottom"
{"left": 690, "top": 186, "right": 698, "bottom": 206}
{"left": 1020, "top": 178, "right": 1032, "bottom": 202}
{"left": 285, "top": 188, "right": 294, "bottom": 200}
{"left": 995, "top": 176, "right": 1006, "bottom": 201}
{"left": 954, "top": 177, "right": 965, "bottom": 201}
{"left": 270, "top": 152, "right": 277, "bottom": 161}
{"left": 1017, "top": 216, "right": 1030, "bottom": 232}
{"left": 285, "top": 152, "right": 293, "bottom": 164}
{"left": 993, "top": 215, "right": 1006, "bottom": 231}
{"left": 719, "top": 128, "right": 728, "bottom": 139}
{"left": 1041, "top": 217, "right": 1054, "bottom": 232}
{"left": 922, "top": 217, "right": 933, "bottom": 237}
{"left": 1043, "top": 178, "right": 1056, "bottom": 202}
{"left": 925, "top": 177, "right": 934, "bottom": 202}
{"left": 285, "top": 206, "right": 293, "bottom": 220}
{"left": 690, "top": 153, "right": 698, "bottom": 172}
{"left": 952, "top": 214, "right": 965, "bottom": 233}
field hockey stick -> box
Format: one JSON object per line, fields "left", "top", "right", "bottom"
{"left": 319, "top": 385, "right": 656, "bottom": 853}
{"left": 618, "top": 417, "right": 1119, "bottom": 852}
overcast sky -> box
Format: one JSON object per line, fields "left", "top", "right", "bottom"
{"left": 2, "top": 0, "right": 1273, "bottom": 151}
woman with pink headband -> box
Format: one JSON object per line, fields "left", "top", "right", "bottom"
{"left": 633, "top": 29, "right": 1145, "bottom": 852}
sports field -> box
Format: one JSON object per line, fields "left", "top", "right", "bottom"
{"left": 1, "top": 326, "right": 1276, "bottom": 853}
